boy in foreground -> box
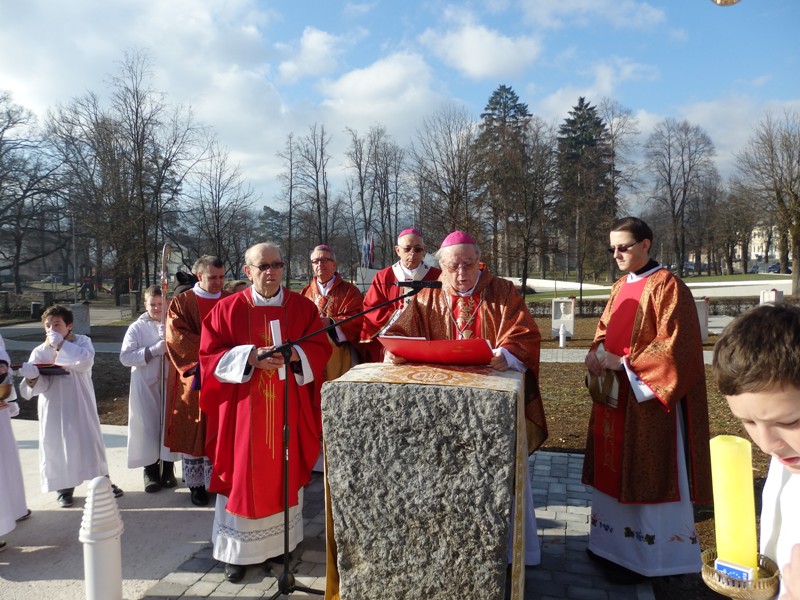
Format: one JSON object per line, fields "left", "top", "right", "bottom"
{"left": 713, "top": 303, "right": 800, "bottom": 597}
{"left": 19, "top": 305, "right": 123, "bottom": 507}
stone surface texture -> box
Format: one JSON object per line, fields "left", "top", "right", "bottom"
{"left": 321, "top": 380, "right": 518, "bottom": 600}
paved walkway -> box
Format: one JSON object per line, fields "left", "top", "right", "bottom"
{"left": 136, "top": 453, "right": 656, "bottom": 600}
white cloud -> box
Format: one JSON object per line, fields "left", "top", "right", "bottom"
{"left": 278, "top": 27, "right": 346, "bottom": 83}
{"left": 532, "top": 57, "right": 659, "bottom": 122}
{"left": 344, "top": 2, "right": 377, "bottom": 18}
{"left": 318, "top": 52, "right": 441, "bottom": 136}
{"left": 418, "top": 20, "right": 541, "bottom": 80}
{"left": 519, "top": 0, "right": 665, "bottom": 30}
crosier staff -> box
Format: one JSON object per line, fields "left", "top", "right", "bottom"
{"left": 158, "top": 243, "right": 171, "bottom": 481}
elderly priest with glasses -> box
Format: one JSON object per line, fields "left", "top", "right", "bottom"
{"left": 384, "top": 229, "right": 548, "bottom": 567}
{"left": 359, "top": 228, "right": 442, "bottom": 362}
{"left": 198, "top": 242, "right": 332, "bottom": 583}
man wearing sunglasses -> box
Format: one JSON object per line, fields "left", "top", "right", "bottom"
{"left": 359, "top": 228, "right": 442, "bottom": 361}
{"left": 300, "top": 244, "right": 365, "bottom": 381}
{"left": 198, "top": 242, "right": 332, "bottom": 583}
{"left": 582, "top": 217, "right": 711, "bottom": 583}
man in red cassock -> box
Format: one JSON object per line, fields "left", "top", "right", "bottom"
{"left": 385, "top": 230, "right": 547, "bottom": 567}
{"left": 582, "top": 217, "right": 712, "bottom": 583}
{"left": 199, "top": 242, "right": 331, "bottom": 583}
{"left": 300, "top": 244, "right": 364, "bottom": 381}
{"left": 164, "top": 255, "right": 229, "bottom": 506}
{"left": 359, "top": 228, "right": 442, "bottom": 362}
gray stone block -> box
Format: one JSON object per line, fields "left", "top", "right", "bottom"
{"left": 322, "top": 380, "right": 518, "bottom": 600}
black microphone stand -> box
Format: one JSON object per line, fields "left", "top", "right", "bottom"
{"left": 261, "top": 285, "right": 422, "bottom": 599}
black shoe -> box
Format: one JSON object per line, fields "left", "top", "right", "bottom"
{"left": 224, "top": 563, "right": 246, "bottom": 583}
{"left": 143, "top": 463, "right": 162, "bottom": 493}
{"left": 57, "top": 492, "right": 74, "bottom": 508}
{"left": 0, "top": 540, "right": 6, "bottom": 552}
{"left": 111, "top": 483, "right": 124, "bottom": 498}
{"left": 189, "top": 486, "right": 209, "bottom": 506}
{"left": 160, "top": 461, "right": 177, "bottom": 488}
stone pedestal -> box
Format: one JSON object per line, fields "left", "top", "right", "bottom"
{"left": 321, "top": 364, "right": 524, "bottom": 600}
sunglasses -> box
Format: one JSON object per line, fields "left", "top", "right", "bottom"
{"left": 399, "top": 246, "right": 425, "bottom": 254}
{"left": 248, "top": 262, "right": 284, "bottom": 271}
{"left": 311, "top": 257, "right": 334, "bottom": 265}
{"left": 607, "top": 241, "right": 640, "bottom": 254}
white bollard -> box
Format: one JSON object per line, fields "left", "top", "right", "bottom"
{"left": 559, "top": 323, "right": 567, "bottom": 348}
{"left": 79, "top": 476, "right": 124, "bottom": 600}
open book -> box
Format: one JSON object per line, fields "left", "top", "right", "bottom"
{"left": 378, "top": 336, "right": 493, "bottom": 365}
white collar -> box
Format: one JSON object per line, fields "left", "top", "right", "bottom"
{"left": 625, "top": 265, "right": 662, "bottom": 283}
{"left": 192, "top": 282, "right": 221, "bottom": 299}
{"left": 251, "top": 286, "right": 284, "bottom": 306}
{"left": 315, "top": 274, "right": 337, "bottom": 296}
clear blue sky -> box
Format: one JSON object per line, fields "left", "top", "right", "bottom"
{"left": 1, "top": 0, "right": 798, "bottom": 206}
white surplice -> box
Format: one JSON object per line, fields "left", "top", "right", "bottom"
{"left": 19, "top": 335, "right": 109, "bottom": 492}
{"left": 120, "top": 312, "right": 181, "bottom": 468}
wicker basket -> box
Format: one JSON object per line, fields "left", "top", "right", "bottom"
{"left": 701, "top": 549, "right": 780, "bottom": 600}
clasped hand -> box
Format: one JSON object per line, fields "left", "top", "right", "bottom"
{"left": 585, "top": 350, "right": 624, "bottom": 375}
{"left": 250, "top": 345, "right": 298, "bottom": 371}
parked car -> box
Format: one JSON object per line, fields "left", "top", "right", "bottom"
{"left": 767, "top": 262, "right": 792, "bottom": 274}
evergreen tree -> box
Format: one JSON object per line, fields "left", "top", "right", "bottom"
{"left": 475, "top": 84, "right": 531, "bottom": 273}
{"left": 556, "top": 97, "right": 616, "bottom": 293}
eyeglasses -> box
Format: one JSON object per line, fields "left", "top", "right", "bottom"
{"left": 443, "top": 262, "right": 477, "bottom": 272}
{"left": 248, "top": 262, "right": 284, "bottom": 271}
{"left": 607, "top": 241, "right": 640, "bottom": 254}
{"left": 399, "top": 246, "right": 425, "bottom": 254}
{"left": 311, "top": 257, "right": 334, "bottom": 265}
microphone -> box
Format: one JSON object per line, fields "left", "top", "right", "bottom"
{"left": 394, "top": 280, "right": 442, "bottom": 289}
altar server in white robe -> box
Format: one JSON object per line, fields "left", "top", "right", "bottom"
{"left": 0, "top": 334, "right": 29, "bottom": 551}
{"left": 19, "top": 305, "right": 123, "bottom": 507}
{"left": 121, "top": 285, "right": 181, "bottom": 492}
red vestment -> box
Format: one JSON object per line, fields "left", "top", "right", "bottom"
{"left": 387, "top": 267, "right": 547, "bottom": 454}
{"left": 164, "top": 289, "right": 229, "bottom": 456}
{"left": 359, "top": 263, "right": 442, "bottom": 362}
{"left": 199, "top": 288, "right": 331, "bottom": 519}
{"left": 300, "top": 274, "right": 364, "bottom": 379}
{"left": 581, "top": 268, "right": 713, "bottom": 504}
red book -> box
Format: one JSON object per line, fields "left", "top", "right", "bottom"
{"left": 378, "top": 336, "right": 493, "bottom": 366}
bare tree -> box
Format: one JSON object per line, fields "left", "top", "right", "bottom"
{"left": 186, "top": 138, "right": 257, "bottom": 275}
{"left": 0, "top": 92, "right": 65, "bottom": 292}
{"left": 295, "top": 123, "right": 334, "bottom": 246}
{"left": 598, "top": 97, "right": 641, "bottom": 212}
{"left": 736, "top": 110, "right": 800, "bottom": 293}
{"left": 109, "top": 50, "right": 204, "bottom": 287}
{"left": 644, "top": 117, "right": 717, "bottom": 278}
{"left": 411, "top": 104, "right": 481, "bottom": 243}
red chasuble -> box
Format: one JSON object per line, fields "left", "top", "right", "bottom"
{"left": 164, "top": 289, "right": 229, "bottom": 456}
{"left": 581, "top": 268, "right": 712, "bottom": 505}
{"left": 198, "top": 288, "right": 331, "bottom": 519}
{"left": 387, "top": 267, "right": 547, "bottom": 454}
{"left": 360, "top": 264, "right": 443, "bottom": 341}
{"left": 590, "top": 277, "right": 646, "bottom": 499}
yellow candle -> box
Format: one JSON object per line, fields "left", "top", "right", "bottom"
{"left": 710, "top": 435, "right": 759, "bottom": 574}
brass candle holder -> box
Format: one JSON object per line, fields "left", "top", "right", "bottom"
{"left": 701, "top": 549, "right": 780, "bottom": 599}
